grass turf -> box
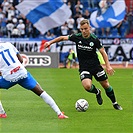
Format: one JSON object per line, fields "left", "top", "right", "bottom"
{"left": 0, "top": 68, "right": 132, "bottom": 133}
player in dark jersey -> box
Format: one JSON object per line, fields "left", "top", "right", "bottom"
{"left": 44, "top": 19, "right": 122, "bottom": 110}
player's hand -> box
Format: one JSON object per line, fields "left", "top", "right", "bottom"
{"left": 106, "top": 66, "right": 115, "bottom": 76}
{"left": 44, "top": 42, "right": 50, "bottom": 49}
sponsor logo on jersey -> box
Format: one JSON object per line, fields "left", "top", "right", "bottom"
{"left": 78, "top": 44, "right": 93, "bottom": 51}
{"left": 78, "top": 41, "right": 82, "bottom": 44}
{"left": 89, "top": 42, "right": 94, "bottom": 46}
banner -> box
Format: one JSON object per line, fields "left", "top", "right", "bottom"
{"left": 0, "top": 38, "right": 132, "bottom": 63}
{"left": 21, "top": 52, "right": 59, "bottom": 68}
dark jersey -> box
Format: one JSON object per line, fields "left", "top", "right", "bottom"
{"left": 68, "top": 33, "right": 103, "bottom": 71}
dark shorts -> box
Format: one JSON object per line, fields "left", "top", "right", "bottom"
{"left": 79, "top": 65, "right": 108, "bottom": 81}
{"left": 0, "top": 72, "right": 37, "bottom": 90}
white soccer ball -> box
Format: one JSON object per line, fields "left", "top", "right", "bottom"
{"left": 75, "top": 99, "right": 89, "bottom": 112}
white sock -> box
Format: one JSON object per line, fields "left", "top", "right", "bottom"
{"left": 113, "top": 102, "right": 117, "bottom": 105}
{"left": 40, "top": 91, "right": 62, "bottom": 115}
{"left": 0, "top": 100, "right": 5, "bottom": 114}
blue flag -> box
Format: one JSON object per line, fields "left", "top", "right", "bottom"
{"left": 16, "top": 0, "right": 72, "bottom": 34}
{"left": 90, "top": 0, "right": 126, "bottom": 28}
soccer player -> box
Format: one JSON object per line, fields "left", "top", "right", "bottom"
{"left": 44, "top": 19, "right": 123, "bottom": 110}
{"left": 0, "top": 42, "right": 68, "bottom": 119}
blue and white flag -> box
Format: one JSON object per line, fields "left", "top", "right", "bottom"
{"left": 16, "top": 0, "right": 72, "bottom": 34}
{"left": 90, "top": 0, "right": 126, "bottom": 28}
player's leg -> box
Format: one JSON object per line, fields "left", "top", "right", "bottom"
{"left": 94, "top": 66, "right": 122, "bottom": 110}
{"left": 32, "top": 84, "right": 68, "bottom": 119}
{"left": 19, "top": 72, "right": 68, "bottom": 118}
{"left": 80, "top": 71, "right": 103, "bottom": 105}
{"left": 99, "top": 80, "right": 123, "bottom": 110}
{"left": 0, "top": 77, "right": 16, "bottom": 118}
{"left": 70, "top": 60, "right": 73, "bottom": 68}
{"left": 0, "top": 101, "right": 7, "bottom": 118}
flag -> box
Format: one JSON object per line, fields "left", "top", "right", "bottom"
{"left": 16, "top": 0, "right": 72, "bottom": 34}
{"left": 90, "top": 0, "right": 126, "bottom": 28}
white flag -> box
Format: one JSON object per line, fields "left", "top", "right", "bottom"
{"left": 16, "top": 0, "right": 72, "bottom": 34}
{"left": 90, "top": 0, "right": 126, "bottom": 28}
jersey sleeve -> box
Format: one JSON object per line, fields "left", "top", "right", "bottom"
{"left": 68, "top": 34, "right": 76, "bottom": 42}
{"left": 95, "top": 38, "right": 103, "bottom": 50}
{"left": 7, "top": 42, "right": 19, "bottom": 54}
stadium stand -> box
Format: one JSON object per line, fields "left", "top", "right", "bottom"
{"left": 0, "top": 0, "right": 132, "bottom": 38}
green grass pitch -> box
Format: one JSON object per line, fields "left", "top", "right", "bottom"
{"left": 0, "top": 68, "right": 132, "bottom": 133}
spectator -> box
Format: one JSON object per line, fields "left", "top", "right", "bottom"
{"left": 11, "top": 26, "right": 20, "bottom": 38}
{"left": 12, "top": 17, "right": 18, "bottom": 27}
{"left": 0, "top": 13, "right": 7, "bottom": 36}
{"left": 6, "top": 6, "right": 15, "bottom": 21}
{"left": 68, "top": 0, "right": 78, "bottom": 16}
{"left": 45, "top": 31, "right": 53, "bottom": 39}
{"left": 0, "top": 7, "right": 4, "bottom": 20}
{"left": 98, "top": 0, "right": 108, "bottom": 16}
{"left": 88, "top": 0, "right": 97, "bottom": 8}
{"left": 17, "top": 19, "right": 25, "bottom": 38}
{"left": 127, "top": 8, "right": 133, "bottom": 34}
{"left": 73, "top": 7, "right": 82, "bottom": 22}
{"left": 6, "top": 20, "right": 14, "bottom": 37}
{"left": 38, "top": 32, "right": 45, "bottom": 39}
{"left": 83, "top": 9, "right": 91, "bottom": 19}
{"left": 66, "top": 15, "right": 75, "bottom": 34}
{"left": 25, "top": 19, "right": 33, "bottom": 38}
{"left": 51, "top": 33, "right": 56, "bottom": 38}
{"left": 115, "top": 21, "right": 123, "bottom": 36}
{"left": 76, "top": 13, "right": 84, "bottom": 32}
{"left": 97, "top": 0, "right": 109, "bottom": 36}
{"left": 1, "top": 0, "right": 10, "bottom": 14}
{"left": 75, "top": 0, "right": 84, "bottom": 14}
{"left": 61, "top": 22, "right": 69, "bottom": 35}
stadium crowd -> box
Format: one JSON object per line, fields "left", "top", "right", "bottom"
{"left": 0, "top": 0, "right": 133, "bottom": 39}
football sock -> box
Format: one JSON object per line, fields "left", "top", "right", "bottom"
{"left": 87, "top": 84, "right": 98, "bottom": 94}
{"left": 40, "top": 91, "right": 62, "bottom": 115}
{"left": 105, "top": 86, "right": 116, "bottom": 103}
{"left": 0, "top": 101, "right": 5, "bottom": 114}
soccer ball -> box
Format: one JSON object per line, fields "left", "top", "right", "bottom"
{"left": 75, "top": 99, "right": 89, "bottom": 112}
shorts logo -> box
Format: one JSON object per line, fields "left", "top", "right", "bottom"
{"left": 80, "top": 74, "right": 85, "bottom": 80}
{"left": 96, "top": 70, "right": 105, "bottom": 77}
{"left": 80, "top": 71, "right": 90, "bottom": 80}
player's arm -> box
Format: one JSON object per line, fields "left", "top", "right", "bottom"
{"left": 44, "top": 36, "right": 69, "bottom": 48}
{"left": 17, "top": 53, "right": 23, "bottom": 64}
{"left": 99, "top": 47, "right": 115, "bottom": 75}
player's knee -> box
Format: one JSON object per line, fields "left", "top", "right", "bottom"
{"left": 102, "top": 83, "right": 110, "bottom": 89}
{"left": 100, "top": 80, "right": 110, "bottom": 89}
{"left": 83, "top": 84, "right": 92, "bottom": 91}
{"left": 82, "top": 78, "right": 92, "bottom": 91}
{"left": 32, "top": 84, "right": 44, "bottom": 96}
